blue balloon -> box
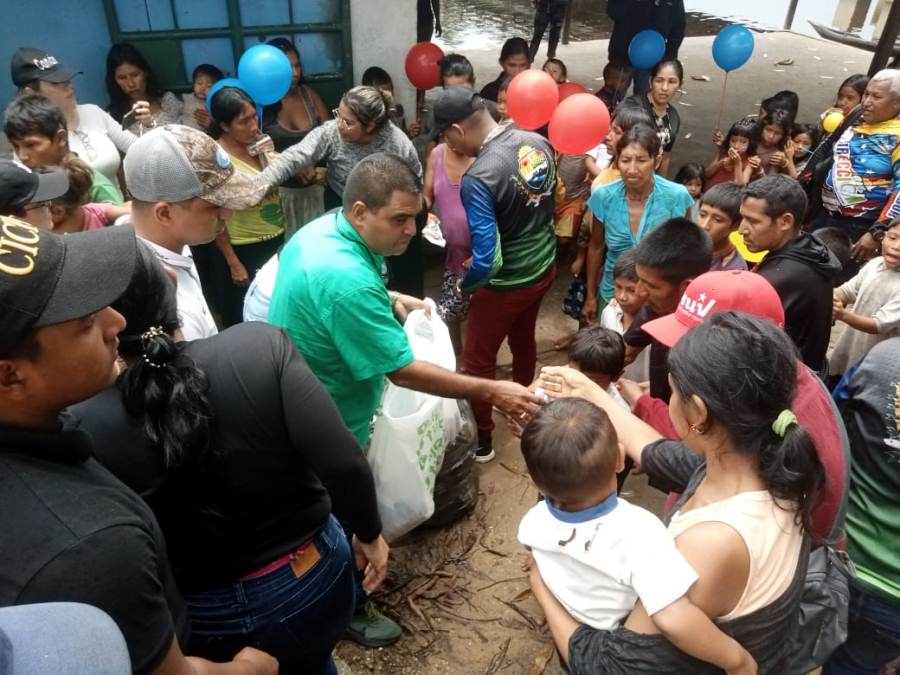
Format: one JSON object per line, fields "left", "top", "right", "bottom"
{"left": 712, "top": 25, "right": 755, "bottom": 72}
{"left": 206, "top": 77, "right": 245, "bottom": 112}
{"left": 238, "top": 44, "right": 293, "bottom": 106}
{"left": 628, "top": 30, "right": 666, "bottom": 70}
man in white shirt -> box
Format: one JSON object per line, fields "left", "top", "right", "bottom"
{"left": 124, "top": 124, "right": 265, "bottom": 339}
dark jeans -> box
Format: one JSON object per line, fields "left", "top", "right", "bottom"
{"left": 824, "top": 583, "right": 900, "bottom": 675}
{"left": 463, "top": 266, "right": 556, "bottom": 434}
{"left": 530, "top": 0, "right": 569, "bottom": 59}
{"left": 184, "top": 515, "right": 354, "bottom": 675}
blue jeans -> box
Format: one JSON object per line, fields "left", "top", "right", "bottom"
{"left": 184, "top": 515, "right": 354, "bottom": 675}
{"left": 824, "top": 583, "right": 900, "bottom": 675}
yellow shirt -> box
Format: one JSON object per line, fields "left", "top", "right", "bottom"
{"left": 225, "top": 155, "right": 285, "bottom": 246}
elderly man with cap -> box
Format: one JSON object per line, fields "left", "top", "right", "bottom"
{"left": 10, "top": 47, "right": 148, "bottom": 183}
{"left": 0, "top": 219, "right": 277, "bottom": 675}
{"left": 0, "top": 159, "right": 68, "bottom": 230}
{"left": 124, "top": 123, "right": 266, "bottom": 340}
{"left": 433, "top": 86, "right": 557, "bottom": 462}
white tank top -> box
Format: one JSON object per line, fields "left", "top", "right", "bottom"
{"left": 668, "top": 490, "right": 803, "bottom": 620}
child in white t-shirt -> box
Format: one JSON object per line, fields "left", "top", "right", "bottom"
{"left": 599, "top": 249, "right": 649, "bottom": 382}
{"left": 518, "top": 398, "right": 756, "bottom": 674}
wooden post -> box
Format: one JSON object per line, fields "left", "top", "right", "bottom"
{"left": 869, "top": 0, "right": 900, "bottom": 74}
{"left": 783, "top": 0, "right": 800, "bottom": 29}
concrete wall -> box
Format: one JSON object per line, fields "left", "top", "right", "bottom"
{"left": 0, "top": 3, "right": 114, "bottom": 112}
{"left": 349, "top": 0, "right": 417, "bottom": 125}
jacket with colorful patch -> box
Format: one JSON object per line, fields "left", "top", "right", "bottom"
{"left": 822, "top": 117, "right": 900, "bottom": 223}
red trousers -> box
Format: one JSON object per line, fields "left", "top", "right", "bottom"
{"left": 463, "top": 267, "right": 556, "bottom": 434}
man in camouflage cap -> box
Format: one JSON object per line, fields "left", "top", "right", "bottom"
{"left": 124, "top": 124, "right": 266, "bottom": 339}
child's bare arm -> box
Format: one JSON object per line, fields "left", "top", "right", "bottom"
{"left": 651, "top": 596, "right": 757, "bottom": 674}
{"left": 834, "top": 307, "right": 880, "bottom": 334}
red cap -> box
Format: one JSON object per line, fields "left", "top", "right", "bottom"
{"left": 642, "top": 270, "right": 785, "bottom": 347}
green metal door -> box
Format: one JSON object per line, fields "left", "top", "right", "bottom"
{"left": 101, "top": 0, "right": 352, "bottom": 106}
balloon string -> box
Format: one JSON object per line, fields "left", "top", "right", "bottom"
{"left": 716, "top": 71, "right": 729, "bottom": 133}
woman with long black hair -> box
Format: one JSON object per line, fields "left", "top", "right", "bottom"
{"left": 71, "top": 243, "right": 389, "bottom": 675}
{"left": 207, "top": 85, "right": 285, "bottom": 327}
{"left": 105, "top": 42, "right": 182, "bottom": 135}
{"left": 537, "top": 312, "right": 826, "bottom": 673}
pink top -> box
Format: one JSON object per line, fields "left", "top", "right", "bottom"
{"left": 81, "top": 203, "right": 116, "bottom": 231}
{"left": 433, "top": 144, "right": 472, "bottom": 275}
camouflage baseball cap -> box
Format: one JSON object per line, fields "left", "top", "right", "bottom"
{"left": 123, "top": 124, "right": 266, "bottom": 210}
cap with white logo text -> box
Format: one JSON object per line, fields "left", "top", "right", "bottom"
{"left": 642, "top": 270, "right": 785, "bottom": 347}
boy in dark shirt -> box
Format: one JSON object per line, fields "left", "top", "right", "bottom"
{"left": 0, "top": 219, "right": 275, "bottom": 675}
{"left": 624, "top": 218, "right": 712, "bottom": 403}
{"left": 697, "top": 182, "right": 748, "bottom": 272}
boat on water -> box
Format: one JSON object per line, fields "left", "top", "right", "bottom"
{"left": 809, "top": 20, "right": 900, "bottom": 55}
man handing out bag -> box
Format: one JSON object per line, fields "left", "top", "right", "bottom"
{"left": 267, "top": 152, "right": 540, "bottom": 648}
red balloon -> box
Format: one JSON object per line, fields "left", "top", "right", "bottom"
{"left": 549, "top": 94, "right": 611, "bottom": 155}
{"left": 558, "top": 81, "right": 588, "bottom": 101}
{"left": 507, "top": 70, "right": 559, "bottom": 130}
{"left": 405, "top": 42, "right": 445, "bottom": 90}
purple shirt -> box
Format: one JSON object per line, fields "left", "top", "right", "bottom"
{"left": 433, "top": 143, "right": 472, "bottom": 275}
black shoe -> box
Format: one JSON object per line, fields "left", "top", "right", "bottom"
{"left": 475, "top": 431, "right": 494, "bottom": 463}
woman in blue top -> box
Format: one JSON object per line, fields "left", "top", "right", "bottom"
{"left": 583, "top": 124, "right": 693, "bottom": 322}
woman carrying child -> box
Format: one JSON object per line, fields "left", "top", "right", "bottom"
{"left": 181, "top": 64, "right": 222, "bottom": 131}
{"left": 706, "top": 118, "right": 759, "bottom": 187}
{"left": 536, "top": 311, "right": 825, "bottom": 673}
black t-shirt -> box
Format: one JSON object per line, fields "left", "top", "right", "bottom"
{"left": 623, "top": 305, "right": 672, "bottom": 403}
{"left": 0, "top": 419, "right": 188, "bottom": 675}
{"left": 71, "top": 322, "right": 382, "bottom": 590}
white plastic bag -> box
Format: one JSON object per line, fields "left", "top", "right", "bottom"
{"left": 367, "top": 300, "right": 463, "bottom": 541}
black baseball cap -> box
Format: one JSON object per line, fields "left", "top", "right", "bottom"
{"left": 11, "top": 48, "right": 80, "bottom": 87}
{"left": 432, "top": 87, "right": 486, "bottom": 137}
{"left": 0, "top": 217, "right": 137, "bottom": 353}
{"left": 0, "top": 160, "right": 69, "bottom": 212}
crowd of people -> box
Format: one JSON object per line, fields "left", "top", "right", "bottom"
{"left": 0, "top": 10, "right": 898, "bottom": 675}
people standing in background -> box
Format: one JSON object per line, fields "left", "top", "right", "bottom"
{"left": 625, "top": 59, "right": 684, "bottom": 176}
{"left": 362, "top": 66, "right": 409, "bottom": 134}
{"left": 180, "top": 63, "right": 222, "bottom": 131}
{"left": 542, "top": 57, "right": 567, "bottom": 84}
{"left": 105, "top": 43, "right": 183, "bottom": 135}
{"left": 706, "top": 118, "right": 759, "bottom": 188}
{"left": 4, "top": 94, "right": 125, "bottom": 205}
{"left": 480, "top": 38, "right": 532, "bottom": 103}
{"left": 208, "top": 86, "right": 286, "bottom": 328}
{"left": 264, "top": 37, "right": 330, "bottom": 235}
{"left": 255, "top": 86, "right": 425, "bottom": 296}
{"left": 11, "top": 47, "right": 141, "bottom": 183}
{"left": 607, "top": 0, "right": 685, "bottom": 95}
{"left": 673, "top": 162, "right": 705, "bottom": 221}
{"left": 529, "top": 0, "right": 570, "bottom": 61}
{"left": 417, "top": 0, "right": 442, "bottom": 42}
{"left": 595, "top": 60, "right": 634, "bottom": 116}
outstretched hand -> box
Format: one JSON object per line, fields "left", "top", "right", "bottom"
{"left": 489, "top": 380, "right": 542, "bottom": 423}
{"left": 539, "top": 366, "right": 607, "bottom": 404}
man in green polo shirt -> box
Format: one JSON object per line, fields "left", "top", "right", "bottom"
{"left": 269, "top": 152, "right": 538, "bottom": 647}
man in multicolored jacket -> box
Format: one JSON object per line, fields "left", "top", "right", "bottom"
{"left": 817, "top": 69, "right": 900, "bottom": 270}
{"left": 434, "top": 87, "right": 557, "bottom": 462}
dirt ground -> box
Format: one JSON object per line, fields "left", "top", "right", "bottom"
{"left": 335, "top": 268, "right": 665, "bottom": 675}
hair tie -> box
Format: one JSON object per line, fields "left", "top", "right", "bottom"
{"left": 140, "top": 326, "right": 168, "bottom": 369}
{"left": 772, "top": 409, "right": 797, "bottom": 437}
